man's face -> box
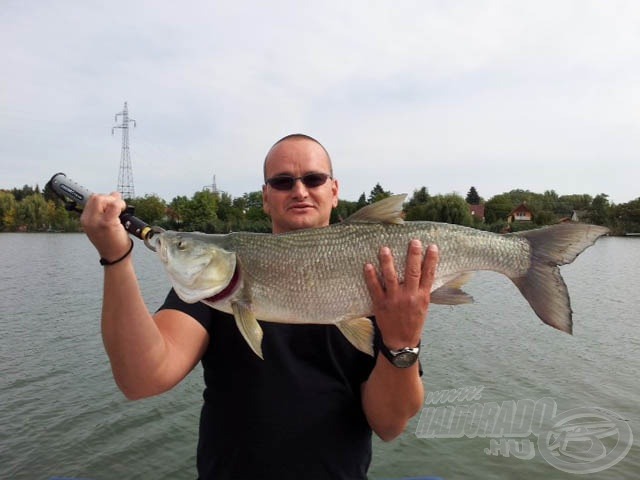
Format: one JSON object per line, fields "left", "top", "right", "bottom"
{"left": 262, "top": 139, "right": 339, "bottom": 234}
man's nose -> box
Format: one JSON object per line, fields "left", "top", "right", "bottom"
{"left": 290, "top": 178, "right": 308, "bottom": 198}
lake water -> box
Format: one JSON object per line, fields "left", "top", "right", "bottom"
{"left": 1, "top": 233, "right": 638, "bottom": 479}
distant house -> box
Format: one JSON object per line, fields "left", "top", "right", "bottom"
{"left": 468, "top": 204, "right": 485, "bottom": 222}
{"left": 507, "top": 202, "right": 533, "bottom": 223}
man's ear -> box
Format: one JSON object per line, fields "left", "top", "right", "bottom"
{"left": 331, "top": 178, "right": 339, "bottom": 208}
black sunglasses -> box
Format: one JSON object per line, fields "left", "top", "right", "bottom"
{"left": 265, "top": 173, "right": 332, "bottom": 191}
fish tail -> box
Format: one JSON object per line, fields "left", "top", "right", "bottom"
{"left": 509, "top": 223, "right": 609, "bottom": 334}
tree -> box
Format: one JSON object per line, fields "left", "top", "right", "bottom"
{"left": 406, "top": 193, "right": 473, "bottom": 226}
{"left": 405, "top": 187, "right": 430, "bottom": 221}
{"left": 167, "top": 195, "right": 190, "bottom": 227}
{"left": 559, "top": 194, "right": 593, "bottom": 212}
{"left": 614, "top": 198, "right": 640, "bottom": 234}
{"left": 11, "top": 184, "right": 37, "bottom": 202}
{"left": 588, "top": 194, "right": 611, "bottom": 226}
{"left": 407, "top": 187, "right": 430, "bottom": 208}
{"left": 241, "top": 191, "right": 271, "bottom": 232}
{"left": 330, "top": 199, "right": 357, "bottom": 223}
{"left": 183, "top": 190, "right": 219, "bottom": 232}
{"left": 215, "top": 192, "right": 245, "bottom": 232}
{"left": 129, "top": 194, "right": 167, "bottom": 225}
{"left": 15, "top": 193, "right": 49, "bottom": 231}
{"left": 483, "top": 194, "right": 513, "bottom": 224}
{"left": 368, "top": 183, "right": 391, "bottom": 204}
{"left": 0, "top": 191, "right": 17, "bottom": 231}
{"left": 465, "top": 186, "right": 481, "bottom": 205}
{"left": 46, "top": 199, "right": 67, "bottom": 231}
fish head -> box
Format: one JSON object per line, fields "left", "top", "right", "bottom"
{"left": 152, "top": 231, "right": 237, "bottom": 303}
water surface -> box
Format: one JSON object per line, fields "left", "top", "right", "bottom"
{"left": 0, "top": 234, "right": 637, "bottom": 479}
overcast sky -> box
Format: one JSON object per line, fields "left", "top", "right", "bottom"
{"left": 2, "top": 0, "right": 639, "bottom": 204}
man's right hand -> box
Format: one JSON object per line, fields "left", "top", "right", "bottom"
{"left": 80, "top": 192, "right": 131, "bottom": 263}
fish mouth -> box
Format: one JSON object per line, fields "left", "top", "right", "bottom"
{"left": 203, "top": 266, "right": 241, "bottom": 303}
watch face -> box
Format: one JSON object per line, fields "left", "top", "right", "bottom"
{"left": 392, "top": 351, "right": 418, "bottom": 368}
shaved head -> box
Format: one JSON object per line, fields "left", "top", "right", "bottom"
{"left": 263, "top": 133, "right": 333, "bottom": 182}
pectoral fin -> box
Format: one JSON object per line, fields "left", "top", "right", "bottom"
{"left": 231, "top": 301, "right": 264, "bottom": 359}
{"left": 336, "top": 317, "right": 375, "bottom": 356}
{"left": 430, "top": 273, "right": 475, "bottom": 305}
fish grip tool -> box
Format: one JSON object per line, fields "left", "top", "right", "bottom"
{"left": 46, "top": 172, "right": 163, "bottom": 252}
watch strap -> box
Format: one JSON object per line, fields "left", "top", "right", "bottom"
{"left": 373, "top": 318, "right": 422, "bottom": 370}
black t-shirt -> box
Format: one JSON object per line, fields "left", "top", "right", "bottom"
{"left": 159, "top": 289, "right": 377, "bottom": 480}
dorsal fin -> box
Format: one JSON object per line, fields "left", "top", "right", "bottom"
{"left": 343, "top": 194, "right": 407, "bottom": 224}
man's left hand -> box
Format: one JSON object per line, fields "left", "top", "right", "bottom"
{"left": 364, "top": 240, "right": 439, "bottom": 349}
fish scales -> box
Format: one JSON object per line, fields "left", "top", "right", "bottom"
{"left": 223, "top": 221, "right": 531, "bottom": 325}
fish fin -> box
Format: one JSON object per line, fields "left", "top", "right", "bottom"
{"left": 343, "top": 194, "right": 407, "bottom": 224}
{"left": 510, "top": 223, "right": 609, "bottom": 334}
{"left": 336, "top": 317, "right": 375, "bottom": 356}
{"left": 231, "top": 301, "right": 264, "bottom": 359}
{"left": 431, "top": 273, "right": 475, "bottom": 305}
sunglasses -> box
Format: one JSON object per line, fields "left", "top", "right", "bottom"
{"left": 265, "top": 173, "right": 332, "bottom": 191}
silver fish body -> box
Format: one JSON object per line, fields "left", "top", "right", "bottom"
{"left": 151, "top": 195, "right": 609, "bottom": 359}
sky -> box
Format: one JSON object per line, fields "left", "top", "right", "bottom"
{"left": 2, "top": 0, "right": 639, "bottom": 205}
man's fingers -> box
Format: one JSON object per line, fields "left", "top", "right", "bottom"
{"left": 363, "top": 263, "right": 384, "bottom": 301}
{"left": 103, "top": 195, "right": 126, "bottom": 219}
{"left": 419, "top": 244, "right": 439, "bottom": 291}
{"left": 403, "top": 239, "right": 424, "bottom": 290}
{"left": 378, "top": 246, "right": 400, "bottom": 295}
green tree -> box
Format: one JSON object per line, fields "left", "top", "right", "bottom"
{"left": 484, "top": 194, "right": 513, "bottom": 224}
{"left": 406, "top": 193, "right": 472, "bottom": 226}
{"left": 41, "top": 182, "right": 79, "bottom": 231}
{"left": 559, "top": 194, "right": 593, "bottom": 212}
{"left": 166, "top": 195, "right": 190, "bottom": 228}
{"left": 331, "top": 199, "right": 360, "bottom": 223}
{"left": 183, "top": 190, "right": 219, "bottom": 232}
{"left": 465, "top": 186, "right": 481, "bottom": 205}
{"left": 368, "top": 183, "right": 391, "bottom": 204}
{"left": 407, "top": 187, "right": 430, "bottom": 208}
{"left": 405, "top": 187, "right": 431, "bottom": 221}
{"left": 241, "top": 191, "right": 271, "bottom": 232}
{"left": 15, "top": 193, "right": 49, "bottom": 231}
{"left": 614, "top": 198, "right": 640, "bottom": 234}
{"left": 215, "top": 192, "right": 245, "bottom": 232}
{"left": 129, "top": 194, "right": 167, "bottom": 225}
{"left": 533, "top": 210, "right": 556, "bottom": 226}
{"left": 11, "top": 184, "right": 37, "bottom": 202}
{"left": 0, "top": 191, "right": 17, "bottom": 231}
{"left": 541, "top": 190, "right": 558, "bottom": 211}
{"left": 587, "top": 194, "right": 611, "bottom": 226}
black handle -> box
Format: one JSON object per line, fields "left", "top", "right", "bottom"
{"left": 47, "top": 172, "right": 155, "bottom": 242}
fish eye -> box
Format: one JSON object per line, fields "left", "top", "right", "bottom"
{"left": 177, "top": 239, "right": 186, "bottom": 250}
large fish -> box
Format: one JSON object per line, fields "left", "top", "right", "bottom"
{"left": 149, "top": 195, "right": 608, "bottom": 359}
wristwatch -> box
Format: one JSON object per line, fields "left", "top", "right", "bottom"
{"left": 377, "top": 338, "right": 421, "bottom": 368}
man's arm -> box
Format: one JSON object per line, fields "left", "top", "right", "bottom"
{"left": 81, "top": 193, "right": 208, "bottom": 399}
{"left": 361, "top": 241, "right": 438, "bottom": 441}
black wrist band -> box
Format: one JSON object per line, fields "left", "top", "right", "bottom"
{"left": 100, "top": 238, "right": 134, "bottom": 266}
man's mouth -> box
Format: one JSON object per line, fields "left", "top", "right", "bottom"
{"left": 288, "top": 203, "right": 315, "bottom": 212}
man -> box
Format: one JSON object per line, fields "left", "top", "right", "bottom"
{"left": 80, "top": 133, "right": 438, "bottom": 479}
